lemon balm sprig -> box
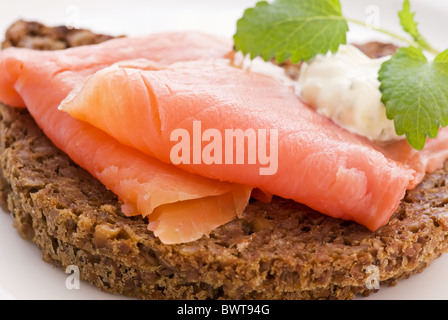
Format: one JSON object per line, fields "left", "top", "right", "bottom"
{"left": 345, "top": 17, "right": 439, "bottom": 56}
{"left": 346, "top": 0, "right": 440, "bottom": 56}
{"left": 234, "top": 0, "right": 448, "bottom": 150}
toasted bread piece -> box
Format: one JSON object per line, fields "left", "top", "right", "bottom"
{"left": 1, "top": 20, "right": 448, "bottom": 300}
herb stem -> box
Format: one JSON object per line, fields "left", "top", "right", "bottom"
{"left": 346, "top": 17, "right": 440, "bottom": 55}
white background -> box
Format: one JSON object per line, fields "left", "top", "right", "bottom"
{"left": 0, "top": 0, "right": 448, "bottom": 300}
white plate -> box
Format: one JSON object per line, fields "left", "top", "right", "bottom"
{"left": 1, "top": 0, "right": 448, "bottom": 300}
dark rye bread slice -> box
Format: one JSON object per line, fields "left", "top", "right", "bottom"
{"left": 1, "top": 19, "right": 116, "bottom": 50}
{"left": 1, "top": 20, "right": 448, "bottom": 300}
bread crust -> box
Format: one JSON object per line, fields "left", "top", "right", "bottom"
{"left": 1, "top": 20, "right": 448, "bottom": 300}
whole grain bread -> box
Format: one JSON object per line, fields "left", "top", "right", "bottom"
{"left": 1, "top": 20, "right": 448, "bottom": 300}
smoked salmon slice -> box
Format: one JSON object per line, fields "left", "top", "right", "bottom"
{"left": 0, "top": 33, "right": 252, "bottom": 244}
{"left": 59, "top": 59, "right": 448, "bottom": 232}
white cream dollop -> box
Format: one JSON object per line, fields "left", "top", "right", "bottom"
{"left": 297, "top": 44, "right": 403, "bottom": 142}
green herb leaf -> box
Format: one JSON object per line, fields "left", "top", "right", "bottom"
{"left": 379, "top": 47, "right": 448, "bottom": 150}
{"left": 233, "top": 0, "right": 348, "bottom": 63}
{"left": 398, "top": 0, "right": 435, "bottom": 53}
